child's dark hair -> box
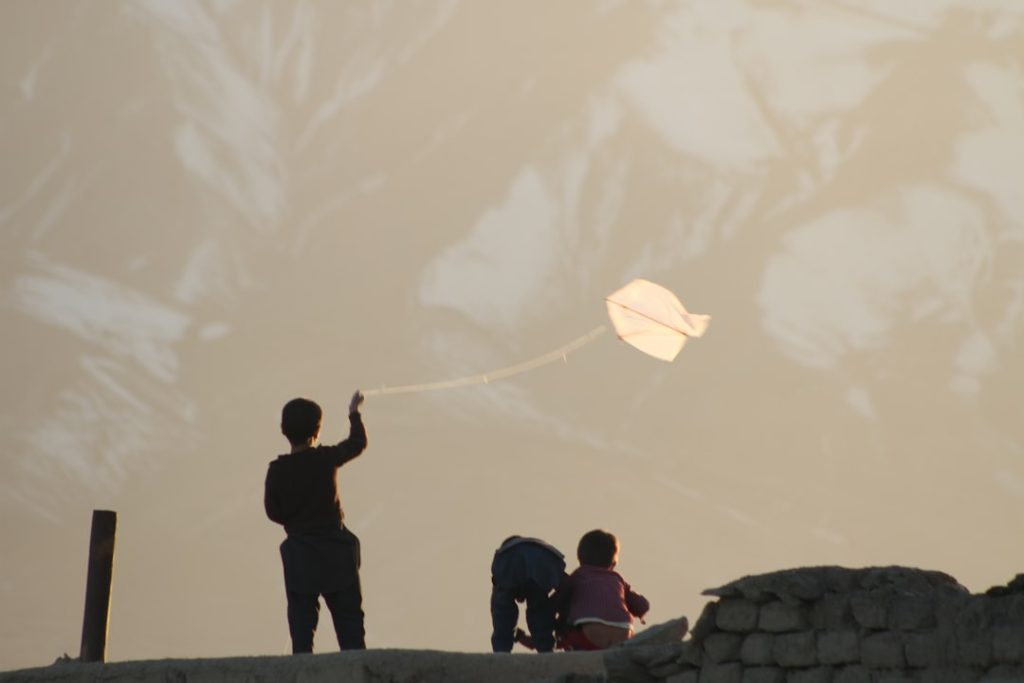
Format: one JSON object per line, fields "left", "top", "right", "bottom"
{"left": 577, "top": 529, "right": 618, "bottom": 568}
{"left": 281, "top": 398, "right": 322, "bottom": 445}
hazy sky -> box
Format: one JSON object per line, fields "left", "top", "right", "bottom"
{"left": 2, "top": 0, "right": 1023, "bottom": 671}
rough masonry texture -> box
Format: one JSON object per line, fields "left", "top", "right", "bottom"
{"left": 601, "top": 566, "right": 1024, "bottom": 683}
{"left": 3, "top": 567, "right": 1023, "bottom": 683}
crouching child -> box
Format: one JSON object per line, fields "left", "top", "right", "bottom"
{"left": 490, "top": 536, "right": 567, "bottom": 652}
{"left": 557, "top": 529, "right": 649, "bottom": 650}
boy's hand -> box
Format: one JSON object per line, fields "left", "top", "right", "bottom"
{"left": 349, "top": 390, "right": 364, "bottom": 414}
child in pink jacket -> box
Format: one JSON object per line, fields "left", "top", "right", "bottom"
{"left": 557, "top": 529, "right": 649, "bottom": 650}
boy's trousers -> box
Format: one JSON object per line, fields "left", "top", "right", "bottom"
{"left": 279, "top": 526, "right": 365, "bottom": 652}
{"left": 491, "top": 582, "right": 557, "bottom": 652}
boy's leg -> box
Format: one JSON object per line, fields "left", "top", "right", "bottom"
{"left": 286, "top": 590, "right": 321, "bottom": 654}
{"left": 523, "top": 584, "right": 556, "bottom": 653}
{"left": 323, "top": 529, "right": 366, "bottom": 650}
{"left": 323, "top": 586, "right": 365, "bottom": 650}
{"left": 490, "top": 585, "right": 519, "bottom": 652}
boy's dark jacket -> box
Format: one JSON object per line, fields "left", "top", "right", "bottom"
{"left": 264, "top": 412, "right": 367, "bottom": 535}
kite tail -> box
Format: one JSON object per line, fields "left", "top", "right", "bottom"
{"left": 362, "top": 325, "right": 608, "bottom": 397}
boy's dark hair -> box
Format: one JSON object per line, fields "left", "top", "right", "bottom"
{"left": 577, "top": 529, "right": 618, "bottom": 568}
{"left": 281, "top": 398, "right": 322, "bottom": 445}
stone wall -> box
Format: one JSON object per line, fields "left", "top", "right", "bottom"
{"left": 603, "top": 567, "right": 1024, "bottom": 683}
{"left": 4, "top": 567, "right": 1023, "bottom": 683}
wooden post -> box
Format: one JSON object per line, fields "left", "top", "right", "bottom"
{"left": 80, "top": 509, "right": 117, "bottom": 663}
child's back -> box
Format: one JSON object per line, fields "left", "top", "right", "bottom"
{"left": 559, "top": 529, "right": 649, "bottom": 650}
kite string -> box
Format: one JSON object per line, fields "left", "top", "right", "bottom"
{"left": 362, "top": 325, "right": 608, "bottom": 397}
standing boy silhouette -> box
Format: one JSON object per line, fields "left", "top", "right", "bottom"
{"left": 264, "top": 390, "right": 368, "bottom": 653}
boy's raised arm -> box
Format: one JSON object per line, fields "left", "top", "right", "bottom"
{"left": 324, "top": 390, "right": 368, "bottom": 466}
{"left": 349, "top": 390, "right": 364, "bottom": 415}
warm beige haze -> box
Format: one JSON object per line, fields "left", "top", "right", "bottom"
{"left": 1, "top": 0, "right": 1022, "bottom": 671}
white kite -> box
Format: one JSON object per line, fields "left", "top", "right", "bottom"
{"left": 364, "top": 278, "right": 710, "bottom": 396}
{"left": 605, "top": 278, "right": 710, "bottom": 362}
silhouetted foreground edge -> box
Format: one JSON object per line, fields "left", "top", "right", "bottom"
{"left": 8, "top": 567, "right": 1024, "bottom": 683}
{"left": 0, "top": 648, "right": 607, "bottom": 683}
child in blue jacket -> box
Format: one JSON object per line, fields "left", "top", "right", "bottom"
{"left": 490, "top": 536, "right": 567, "bottom": 652}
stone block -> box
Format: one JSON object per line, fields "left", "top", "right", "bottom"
{"left": 667, "top": 670, "right": 700, "bottom": 683}
{"left": 993, "top": 625, "right": 1024, "bottom": 663}
{"left": 811, "top": 593, "right": 853, "bottom": 630}
{"left": 787, "top": 573, "right": 828, "bottom": 602}
{"left": 956, "top": 630, "right": 993, "bottom": 667}
{"left": 772, "top": 631, "right": 817, "bottom": 667}
{"left": 904, "top": 631, "right": 946, "bottom": 668}
{"left": 692, "top": 602, "right": 720, "bottom": 642}
{"left": 920, "top": 668, "right": 982, "bottom": 683}
{"left": 934, "top": 593, "right": 971, "bottom": 629}
{"left": 717, "top": 599, "right": 761, "bottom": 633}
{"left": 650, "top": 660, "right": 686, "bottom": 679}
{"left": 615, "top": 644, "right": 689, "bottom": 681}
{"left": 875, "top": 673, "right": 919, "bottom": 683}
{"left": 606, "top": 642, "right": 683, "bottom": 681}
{"left": 833, "top": 665, "right": 871, "bottom": 683}
{"left": 786, "top": 667, "right": 832, "bottom": 683}
{"left": 982, "top": 665, "right": 1024, "bottom": 682}
{"left": 680, "top": 642, "right": 704, "bottom": 667}
{"left": 760, "top": 601, "right": 809, "bottom": 632}
{"left": 1006, "top": 595, "right": 1024, "bottom": 623}
{"left": 705, "top": 633, "right": 744, "bottom": 663}
{"left": 741, "top": 667, "right": 785, "bottom": 683}
{"left": 741, "top": 633, "right": 775, "bottom": 665}
{"left": 850, "top": 594, "right": 888, "bottom": 629}
{"left": 816, "top": 629, "right": 859, "bottom": 665}
{"left": 626, "top": 616, "right": 690, "bottom": 647}
{"left": 700, "top": 661, "right": 743, "bottom": 683}
{"left": 861, "top": 632, "right": 906, "bottom": 669}
{"left": 955, "top": 599, "right": 993, "bottom": 667}
{"left": 603, "top": 647, "right": 661, "bottom": 683}
{"left": 889, "top": 597, "right": 936, "bottom": 631}
{"left": 635, "top": 642, "right": 684, "bottom": 668}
